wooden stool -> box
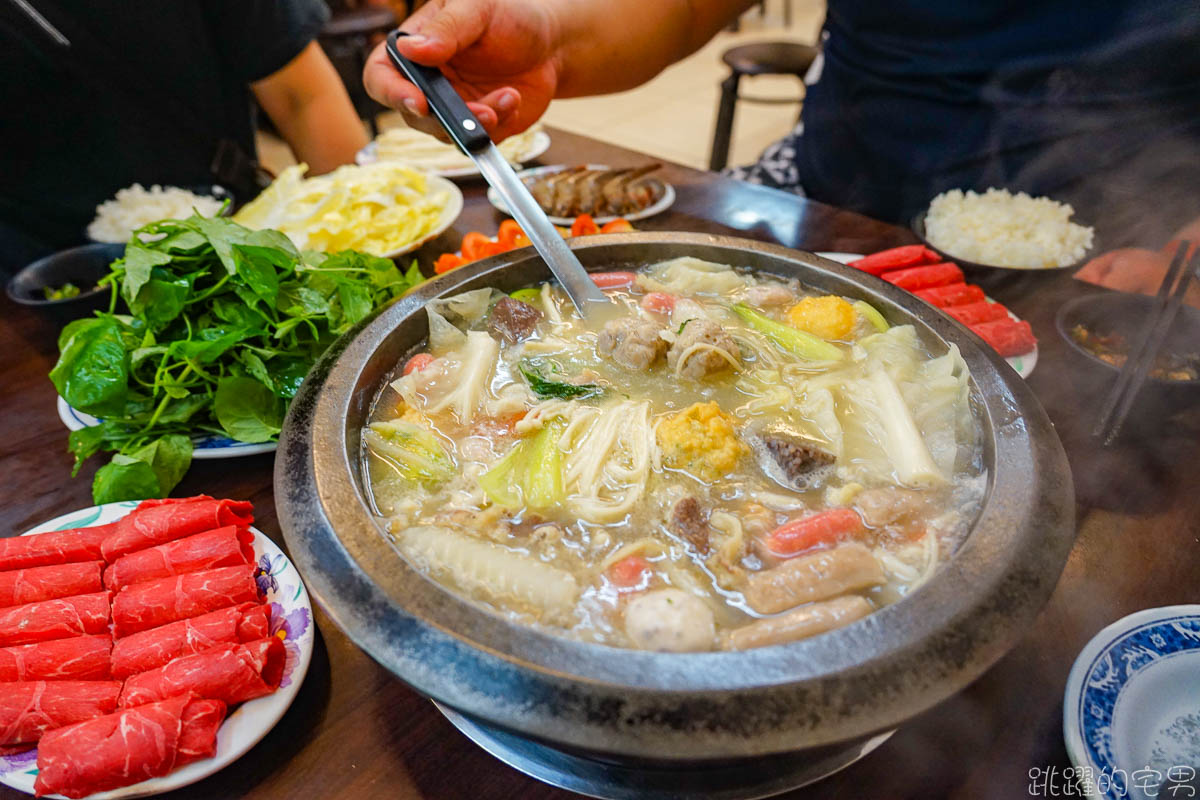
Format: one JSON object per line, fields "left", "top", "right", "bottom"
{"left": 709, "top": 41, "right": 818, "bottom": 171}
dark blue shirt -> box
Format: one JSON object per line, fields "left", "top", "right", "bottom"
{"left": 0, "top": 0, "right": 328, "bottom": 272}
{"left": 795, "top": 0, "right": 1200, "bottom": 241}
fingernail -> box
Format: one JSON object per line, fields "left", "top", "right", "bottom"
{"left": 402, "top": 33, "right": 427, "bottom": 47}
{"left": 403, "top": 99, "right": 420, "bottom": 115}
{"left": 497, "top": 91, "right": 518, "bottom": 113}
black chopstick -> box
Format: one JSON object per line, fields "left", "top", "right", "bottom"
{"left": 1092, "top": 240, "right": 1198, "bottom": 443}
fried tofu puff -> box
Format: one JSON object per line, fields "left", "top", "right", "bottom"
{"left": 786, "top": 296, "right": 857, "bottom": 341}
{"left": 656, "top": 402, "right": 748, "bottom": 482}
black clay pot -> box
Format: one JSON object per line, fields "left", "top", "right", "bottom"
{"left": 275, "top": 233, "right": 1075, "bottom": 793}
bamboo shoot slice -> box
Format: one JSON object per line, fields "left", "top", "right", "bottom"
{"left": 399, "top": 526, "right": 578, "bottom": 620}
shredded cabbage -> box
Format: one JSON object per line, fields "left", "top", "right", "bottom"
{"left": 233, "top": 162, "right": 451, "bottom": 255}
{"left": 364, "top": 420, "right": 455, "bottom": 485}
{"left": 424, "top": 288, "right": 503, "bottom": 353}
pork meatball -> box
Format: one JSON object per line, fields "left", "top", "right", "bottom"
{"left": 624, "top": 588, "right": 715, "bottom": 652}
{"left": 668, "top": 318, "right": 740, "bottom": 379}
{"left": 597, "top": 318, "right": 667, "bottom": 371}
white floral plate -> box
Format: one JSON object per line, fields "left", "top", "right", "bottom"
{"left": 1063, "top": 606, "right": 1200, "bottom": 800}
{"left": 56, "top": 397, "right": 277, "bottom": 460}
{"left": 816, "top": 252, "right": 1038, "bottom": 378}
{"left": 0, "top": 502, "right": 314, "bottom": 799}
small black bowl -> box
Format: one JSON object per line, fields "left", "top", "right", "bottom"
{"left": 912, "top": 210, "right": 1097, "bottom": 274}
{"left": 1056, "top": 291, "right": 1200, "bottom": 402}
{"left": 6, "top": 243, "right": 123, "bottom": 323}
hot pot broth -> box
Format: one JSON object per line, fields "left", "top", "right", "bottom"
{"left": 363, "top": 257, "right": 984, "bottom": 651}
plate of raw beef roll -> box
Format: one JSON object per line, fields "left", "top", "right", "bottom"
{"left": 0, "top": 496, "right": 313, "bottom": 799}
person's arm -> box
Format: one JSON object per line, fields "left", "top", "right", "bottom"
{"left": 253, "top": 41, "right": 369, "bottom": 174}
{"left": 1075, "top": 214, "right": 1200, "bottom": 308}
{"left": 362, "top": 0, "right": 753, "bottom": 141}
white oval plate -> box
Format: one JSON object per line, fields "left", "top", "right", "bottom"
{"left": 0, "top": 502, "right": 314, "bottom": 800}
{"left": 381, "top": 174, "right": 464, "bottom": 259}
{"left": 1063, "top": 605, "right": 1200, "bottom": 800}
{"left": 56, "top": 397, "right": 276, "bottom": 460}
{"left": 356, "top": 130, "right": 552, "bottom": 178}
{"left": 816, "top": 252, "right": 1038, "bottom": 378}
{"left": 486, "top": 163, "right": 675, "bottom": 225}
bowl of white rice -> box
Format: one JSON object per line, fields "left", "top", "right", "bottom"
{"left": 913, "top": 187, "right": 1096, "bottom": 271}
{"left": 87, "top": 183, "right": 231, "bottom": 244}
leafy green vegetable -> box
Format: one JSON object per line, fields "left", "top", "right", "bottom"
{"left": 50, "top": 214, "right": 425, "bottom": 503}
{"left": 519, "top": 361, "right": 602, "bottom": 400}
{"left": 853, "top": 300, "right": 890, "bottom": 333}
{"left": 479, "top": 418, "right": 567, "bottom": 511}
{"left": 730, "top": 303, "right": 844, "bottom": 362}
{"left": 93, "top": 457, "right": 162, "bottom": 504}
{"left": 115, "top": 435, "right": 193, "bottom": 499}
{"left": 213, "top": 376, "right": 283, "bottom": 443}
{"left": 364, "top": 420, "right": 455, "bottom": 485}
{"left": 509, "top": 288, "right": 541, "bottom": 304}
{"left": 50, "top": 317, "right": 130, "bottom": 416}
{"left": 43, "top": 282, "right": 81, "bottom": 301}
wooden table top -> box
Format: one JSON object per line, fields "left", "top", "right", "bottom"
{"left": 1, "top": 127, "right": 1196, "bottom": 800}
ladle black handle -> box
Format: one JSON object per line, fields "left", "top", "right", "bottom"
{"left": 384, "top": 30, "right": 491, "bottom": 155}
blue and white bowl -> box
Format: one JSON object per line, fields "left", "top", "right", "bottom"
{"left": 57, "top": 397, "right": 276, "bottom": 460}
{"left": 1064, "top": 605, "right": 1200, "bottom": 799}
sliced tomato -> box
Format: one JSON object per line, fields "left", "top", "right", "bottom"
{"left": 433, "top": 253, "right": 465, "bottom": 274}
{"left": 571, "top": 214, "right": 600, "bottom": 237}
{"left": 497, "top": 219, "right": 524, "bottom": 248}
{"left": 600, "top": 218, "right": 634, "bottom": 233}
{"left": 460, "top": 231, "right": 497, "bottom": 261}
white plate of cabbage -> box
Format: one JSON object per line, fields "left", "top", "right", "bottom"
{"left": 357, "top": 125, "right": 550, "bottom": 177}
{"left": 233, "top": 162, "right": 462, "bottom": 258}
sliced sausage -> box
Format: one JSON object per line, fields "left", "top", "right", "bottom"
{"left": 601, "top": 165, "right": 661, "bottom": 215}
{"left": 529, "top": 167, "right": 583, "bottom": 212}
{"left": 597, "top": 318, "right": 667, "bottom": 370}
{"left": 742, "top": 542, "right": 885, "bottom": 614}
{"left": 487, "top": 296, "right": 543, "bottom": 344}
{"left": 722, "top": 595, "right": 873, "bottom": 650}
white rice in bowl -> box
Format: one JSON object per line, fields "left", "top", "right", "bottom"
{"left": 88, "top": 184, "right": 225, "bottom": 243}
{"left": 924, "top": 187, "right": 1094, "bottom": 269}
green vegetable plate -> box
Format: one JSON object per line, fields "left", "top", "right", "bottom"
{"left": 57, "top": 397, "right": 275, "bottom": 459}
{"left": 816, "top": 252, "right": 1037, "bottom": 379}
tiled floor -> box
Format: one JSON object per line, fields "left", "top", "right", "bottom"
{"left": 258, "top": 1, "right": 825, "bottom": 174}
